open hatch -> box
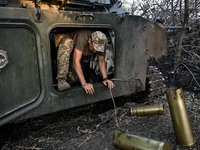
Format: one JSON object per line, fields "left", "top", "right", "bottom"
{"left": 49, "top": 27, "right": 115, "bottom": 91}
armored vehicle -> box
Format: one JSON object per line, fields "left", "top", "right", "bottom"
{"left": 0, "top": 0, "right": 167, "bottom": 126}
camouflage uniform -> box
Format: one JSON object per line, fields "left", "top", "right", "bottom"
{"left": 57, "top": 36, "right": 74, "bottom": 80}
{"left": 54, "top": 34, "right": 74, "bottom": 91}
{"left": 91, "top": 31, "right": 106, "bottom": 53}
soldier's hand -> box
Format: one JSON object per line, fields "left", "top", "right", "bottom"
{"left": 82, "top": 83, "right": 94, "bottom": 95}
{"left": 103, "top": 79, "right": 115, "bottom": 89}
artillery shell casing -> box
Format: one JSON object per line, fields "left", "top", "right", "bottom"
{"left": 130, "top": 105, "right": 164, "bottom": 116}
{"left": 113, "top": 132, "right": 171, "bottom": 150}
{"left": 166, "top": 87, "right": 195, "bottom": 146}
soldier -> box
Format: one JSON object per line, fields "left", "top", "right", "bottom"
{"left": 54, "top": 30, "right": 115, "bottom": 94}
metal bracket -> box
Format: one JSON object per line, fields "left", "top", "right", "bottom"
{"left": 33, "top": 4, "right": 42, "bottom": 23}
{"left": 117, "top": 1, "right": 122, "bottom": 8}
{"left": 36, "top": 6, "right": 41, "bottom": 21}
{"left": 118, "top": 13, "right": 125, "bottom": 24}
{"left": 0, "top": 49, "right": 8, "bottom": 71}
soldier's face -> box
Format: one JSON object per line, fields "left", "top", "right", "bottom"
{"left": 88, "top": 38, "right": 97, "bottom": 53}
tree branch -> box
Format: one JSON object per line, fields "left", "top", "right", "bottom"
{"left": 174, "top": 0, "right": 190, "bottom": 67}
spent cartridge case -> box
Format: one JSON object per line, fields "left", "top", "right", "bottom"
{"left": 113, "top": 132, "right": 171, "bottom": 150}
{"left": 166, "top": 87, "right": 195, "bottom": 146}
{"left": 130, "top": 105, "right": 164, "bottom": 116}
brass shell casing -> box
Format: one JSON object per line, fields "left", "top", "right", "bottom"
{"left": 130, "top": 105, "right": 164, "bottom": 116}
{"left": 113, "top": 132, "right": 171, "bottom": 150}
{"left": 166, "top": 87, "right": 195, "bottom": 146}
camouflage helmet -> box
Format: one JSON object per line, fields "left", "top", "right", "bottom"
{"left": 91, "top": 31, "right": 107, "bottom": 52}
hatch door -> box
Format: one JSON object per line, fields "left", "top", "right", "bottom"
{"left": 0, "top": 24, "right": 41, "bottom": 120}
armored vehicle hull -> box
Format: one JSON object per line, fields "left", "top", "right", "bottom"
{"left": 0, "top": 0, "right": 167, "bottom": 126}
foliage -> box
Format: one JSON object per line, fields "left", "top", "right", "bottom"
{"left": 122, "top": 0, "right": 199, "bottom": 26}
{"left": 122, "top": 0, "right": 200, "bottom": 89}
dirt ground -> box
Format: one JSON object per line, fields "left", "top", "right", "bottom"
{"left": 0, "top": 83, "right": 200, "bottom": 150}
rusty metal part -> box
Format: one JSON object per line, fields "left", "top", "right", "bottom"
{"left": 130, "top": 105, "right": 164, "bottom": 116}
{"left": 166, "top": 87, "right": 195, "bottom": 146}
{"left": 113, "top": 131, "right": 171, "bottom": 150}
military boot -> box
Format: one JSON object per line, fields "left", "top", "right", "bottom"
{"left": 57, "top": 79, "right": 71, "bottom": 91}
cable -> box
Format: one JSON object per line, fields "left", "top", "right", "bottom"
{"left": 109, "top": 89, "right": 125, "bottom": 132}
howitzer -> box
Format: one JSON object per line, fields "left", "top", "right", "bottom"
{"left": 0, "top": 0, "right": 167, "bottom": 126}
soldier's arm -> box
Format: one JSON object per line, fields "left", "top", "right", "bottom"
{"left": 98, "top": 55, "right": 107, "bottom": 79}
{"left": 98, "top": 55, "right": 115, "bottom": 89}
{"left": 73, "top": 48, "right": 94, "bottom": 94}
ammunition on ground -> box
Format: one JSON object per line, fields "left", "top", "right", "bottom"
{"left": 113, "top": 132, "right": 171, "bottom": 150}
{"left": 166, "top": 87, "right": 195, "bottom": 146}
{"left": 130, "top": 105, "right": 164, "bottom": 116}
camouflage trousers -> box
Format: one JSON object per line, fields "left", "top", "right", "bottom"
{"left": 56, "top": 36, "right": 74, "bottom": 80}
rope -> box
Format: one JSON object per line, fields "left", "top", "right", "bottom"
{"left": 109, "top": 89, "right": 125, "bottom": 132}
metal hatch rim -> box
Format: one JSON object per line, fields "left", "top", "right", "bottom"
{"left": 46, "top": 23, "right": 116, "bottom": 94}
